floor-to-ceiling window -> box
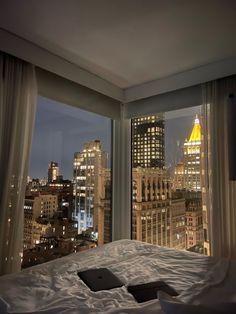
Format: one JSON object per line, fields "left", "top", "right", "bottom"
{"left": 23, "top": 96, "right": 112, "bottom": 268}
{"left": 131, "top": 106, "right": 209, "bottom": 254}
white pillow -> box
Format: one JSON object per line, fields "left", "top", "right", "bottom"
{"left": 158, "top": 291, "right": 235, "bottom": 314}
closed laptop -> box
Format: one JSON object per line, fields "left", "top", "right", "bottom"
{"left": 78, "top": 268, "right": 124, "bottom": 292}
{"left": 127, "top": 281, "right": 178, "bottom": 303}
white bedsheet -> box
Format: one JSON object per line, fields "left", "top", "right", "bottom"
{"left": 0, "top": 240, "right": 231, "bottom": 314}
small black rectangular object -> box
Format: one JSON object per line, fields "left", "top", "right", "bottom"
{"left": 78, "top": 268, "right": 124, "bottom": 292}
{"left": 127, "top": 280, "right": 178, "bottom": 303}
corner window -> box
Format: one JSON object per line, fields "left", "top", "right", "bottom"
{"left": 131, "top": 106, "right": 208, "bottom": 255}
{"left": 23, "top": 96, "right": 112, "bottom": 268}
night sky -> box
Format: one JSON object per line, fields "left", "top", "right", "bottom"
{"left": 29, "top": 96, "right": 200, "bottom": 180}
{"left": 165, "top": 106, "right": 201, "bottom": 170}
{"left": 29, "top": 96, "right": 112, "bottom": 180}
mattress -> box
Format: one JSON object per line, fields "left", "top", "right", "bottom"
{"left": 0, "top": 239, "right": 233, "bottom": 314}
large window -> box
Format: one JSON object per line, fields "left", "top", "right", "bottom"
{"left": 23, "top": 96, "right": 112, "bottom": 268}
{"left": 131, "top": 106, "right": 208, "bottom": 254}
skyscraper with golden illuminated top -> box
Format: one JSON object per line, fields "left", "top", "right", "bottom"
{"left": 182, "top": 115, "right": 204, "bottom": 250}
{"left": 172, "top": 115, "right": 204, "bottom": 251}
{"left": 183, "top": 115, "right": 201, "bottom": 191}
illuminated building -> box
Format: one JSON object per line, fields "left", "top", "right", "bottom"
{"left": 132, "top": 115, "right": 165, "bottom": 169}
{"left": 201, "top": 118, "right": 210, "bottom": 255}
{"left": 24, "top": 194, "right": 58, "bottom": 248}
{"left": 48, "top": 218, "right": 77, "bottom": 239}
{"left": 31, "top": 221, "right": 51, "bottom": 248}
{"left": 32, "top": 194, "right": 58, "bottom": 219}
{"left": 24, "top": 198, "right": 34, "bottom": 249}
{"left": 22, "top": 237, "right": 97, "bottom": 269}
{"left": 46, "top": 176, "right": 73, "bottom": 219}
{"left": 182, "top": 116, "right": 204, "bottom": 249}
{"left": 48, "top": 161, "right": 60, "bottom": 183}
{"left": 132, "top": 168, "right": 185, "bottom": 248}
{"left": 172, "top": 116, "right": 204, "bottom": 250}
{"left": 25, "top": 178, "right": 40, "bottom": 195}
{"left": 39, "top": 177, "right": 47, "bottom": 186}
{"left": 170, "top": 195, "right": 186, "bottom": 250}
{"left": 173, "top": 162, "right": 185, "bottom": 190}
{"left": 132, "top": 115, "right": 185, "bottom": 249}
{"left": 73, "top": 140, "right": 108, "bottom": 236}
{"left": 185, "top": 192, "right": 204, "bottom": 249}
{"left": 183, "top": 115, "right": 201, "bottom": 191}
{"left": 97, "top": 169, "right": 112, "bottom": 245}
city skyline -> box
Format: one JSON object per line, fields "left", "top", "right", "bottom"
{"left": 29, "top": 96, "right": 112, "bottom": 180}
{"left": 24, "top": 102, "right": 205, "bottom": 267}
{"left": 29, "top": 96, "right": 200, "bottom": 180}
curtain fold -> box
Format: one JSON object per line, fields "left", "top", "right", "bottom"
{"left": 203, "top": 75, "right": 236, "bottom": 259}
{"left": 0, "top": 51, "right": 37, "bottom": 275}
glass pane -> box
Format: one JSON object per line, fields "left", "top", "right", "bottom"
{"left": 131, "top": 107, "right": 207, "bottom": 254}
{"left": 23, "top": 96, "right": 112, "bottom": 268}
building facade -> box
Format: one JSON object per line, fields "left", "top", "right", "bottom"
{"left": 46, "top": 176, "right": 73, "bottom": 219}
{"left": 48, "top": 161, "right": 60, "bottom": 183}
{"left": 73, "top": 140, "right": 108, "bottom": 236}
{"left": 170, "top": 197, "right": 186, "bottom": 249}
{"left": 172, "top": 115, "right": 204, "bottom": 251}
{"left": 185, "top": 192, "right": 204, "bottom": 249}
{"left": 132, "top": 168, "right": 185, "bottom": 248}
{"left": 183, "top": 115, "right": 202, "bottom": 191}
{"left": 32, "top": 194, "right": 58, "bottom": 219}
{"left": 132, "top": 114, "right": 165, "bottom": 169}
{"left": 173, "top": 162, "right": 185, "bottom": 190}
{"left": 131, "top": 114, "right": 186, "bottom": 249}
{"left": 98, "top": 169, "right": 112, "bottom": 245}
{"left": 24, "top": 194, "right": 58, "bottom": 248}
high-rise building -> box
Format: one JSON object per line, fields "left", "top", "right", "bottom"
{"left": 24, "top": 194, "right": 58, "bottom": 248}
{"left": 31, "top": 194, "right": 58, "bottom": 220}
{"left": 48, "top": 161, "right": 60, "bottom": 183}
{"left": 132, "top": 114, "right": 186, "bottom": 249}
{"left": 24, "top": 198, "right": 34, "bottom": 248}
{"left": 170, "top": 194, "right": 186, "bottom": 250}
{"left": 173, "top": 162, "right": 185, "bottom": 190}
{"left": 46, "top": 176, "right": 73, "bottom": 219}
{"left": 183, "top": 115, "right": 201, "bottom": 191}
{"left": 98, "top": 168, "right": 112, "bottom": 245}
{"left": 172, "top": 115, "right": 204, "bottom": 251}
{"left": 132, "top": 168, "right": 185, "bottom": 248}
{"left": 132, "top": 168, "right": 171, "bottom": 245}
{"left": 73, "top": 140, "right": 108, "bottom": 236}
{"left": 200, "top": 115, "right": 210, "bottom": 255}
{"left": 132, "top": 115, "right": 165, "bottom": 169}
{"left": 185, "top": 192, "right": 204, "bottom": 249}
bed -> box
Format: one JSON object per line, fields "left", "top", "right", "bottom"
{"left": 0, "top": 239, "right": 235, "bottom": 314}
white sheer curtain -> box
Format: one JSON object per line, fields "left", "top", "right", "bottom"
{"left": 0, "top": 52, "right": 37, "bottom": 275}
{"left": 203, "top": 75, "right": 236, "bottom": 260}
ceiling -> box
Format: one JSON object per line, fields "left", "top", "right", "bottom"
{"left": 0, "top": 0, "right": 236, "bottom": 89}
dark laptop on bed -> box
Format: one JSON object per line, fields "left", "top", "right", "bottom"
{"left": 127, "top": 281, "right": 179, "bottom": 303}
{"left": 78, "top": 268, "right": 178, "bottom": 303}
{"left": 78, "top": 268, "right": 124, "bottom": 292}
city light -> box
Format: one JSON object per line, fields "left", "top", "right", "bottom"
{"left": 23, "top": 97, "right": 206, "bottom": 269}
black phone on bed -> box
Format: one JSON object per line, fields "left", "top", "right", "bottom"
{"left": 127, "top": 280, "right": 178, "bottom": 303}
